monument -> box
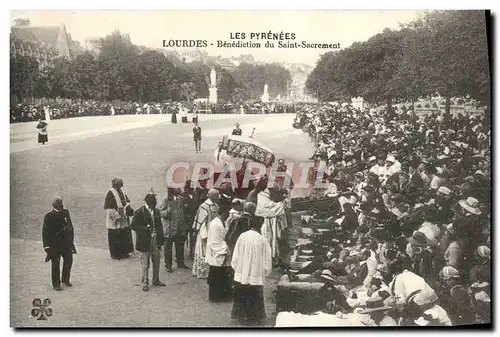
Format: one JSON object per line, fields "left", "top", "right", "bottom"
{"left": 261, "top": 83, "right": 270, "bottom": 103}
{"left": 209, "top": 68, "right": 218, "bottom": 104}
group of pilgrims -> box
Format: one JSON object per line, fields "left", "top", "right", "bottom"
{"left": 99, "top": 100, "right": 490, "bottom": 326}
{"left": 102, "top": 135, "right": 292, "bottom": 326}
{"left": 279, "top": 102, "right": 491, "bottom": 326}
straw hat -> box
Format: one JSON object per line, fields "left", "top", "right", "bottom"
{"left": 477, "top": 246, "right": 491, "bottom": 259}
{"left": 458, "top": 197, "right": 481, "bottom": 215}
{"left": 412, "top": 287, "right": 439, "bottom": 307}
{"left": 437, "top": 186, "right": 451, "bottom": 196}
{"left": 441, "top": 266, "right": 460, "bottom": 279}
{"left": 320, "top": 269, "right": 335, "bottom": 282}
{"left": 359, "top": 297, "right": 394, "bottom": 314}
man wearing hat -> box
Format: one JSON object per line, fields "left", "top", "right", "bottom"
{"left": 428, "top": 186, "right": 454, "bottom": 224}
{"left": 160, "top": 187, "right": 190, "bottom": 273}
{"left": 42, "top": 197, "right": 77, "bottom": 291}
{"left": 182, "top": 181, "right": 197, "bottom": 261}
{"left": 435, "top": 266, "right": 474, "bottom": 325}
{"left": 470, "top": 245, "right": 490, "bottom": 285}
{"left": 131, "top": 190, "right": 166, "bottom": 291}
{"left": 359, "top": 297, "right": 397, "bottom": 326}
{"left": 381, "top": 154, "right": 401, "bottom": 186}
{"left": 369, "top": 153, "right": 387, "bottom": 181}
{"left": 407, "top": 287, "right": 452, "bottom": 326}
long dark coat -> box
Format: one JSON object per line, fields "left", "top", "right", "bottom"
{"left": 131, "top": 206, "right": 164, "bottom": 253}
{"left": 42, "top": 209, "right": 76, "bottom": 261}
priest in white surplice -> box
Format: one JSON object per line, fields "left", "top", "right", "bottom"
{"left": 192, "top": 189, "right": 219, "bottom": 279}
{"left": 231, "top": 216, "right": 272, "bottom": 325}
{"left": 206, "top": 205, "right": 232, "bottom": 302}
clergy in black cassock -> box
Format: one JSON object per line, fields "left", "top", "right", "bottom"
{"left": 36, "top": 119, "right": 48, "bottom": 144}
{"left": 104, "top": 177, "right": 134, "bottom": 259}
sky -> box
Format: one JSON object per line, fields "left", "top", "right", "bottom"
{"left": 10, "top": 10, "right": 425, "bottom": 65}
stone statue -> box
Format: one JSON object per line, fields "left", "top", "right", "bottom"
{"left": 261, "top": 83, "right": 270, "bottom": 103}
{"left": 210, "top": 68, "right": 217, "bottom": 88}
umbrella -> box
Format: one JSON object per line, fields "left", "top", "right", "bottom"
{"left": 221, "top": 135, "right": 276, "bottom": 167}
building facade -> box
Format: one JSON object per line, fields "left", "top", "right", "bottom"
{"left": 10, "top": 24, "right": 72, "bottom": 72}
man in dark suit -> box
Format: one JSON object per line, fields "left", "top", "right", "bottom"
{"left": 160, "top": 187, "right": 189, "bottom": 272}
{"left": 42, "top": 197, "right": 76, "bottom": 291}
{"left": 193, "top": 121, "right": 202, "bottom": 153}
{"left": 232, "top": 123, "right": 242, "bottom": 136}
{"left": 183, "top": 181, "right": 198, "bottom": 260}
{"left": 131, "top": 190, "right": 166, "bottom": 291}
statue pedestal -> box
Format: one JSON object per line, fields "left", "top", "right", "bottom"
{"left": 209, "top": 87, "right": 218, "bottom": 104}
{"left": 261, "top": 93, "right": 269, "bottom": 103}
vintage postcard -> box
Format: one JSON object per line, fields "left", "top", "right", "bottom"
{"left": 9, "top": 9, "right": 491, "bottom": 328}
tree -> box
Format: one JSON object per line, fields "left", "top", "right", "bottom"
{"left": 417, "top": 11, "right": 490, "bottom": 111}
{"left": 10, "top": 55, "right": 39, "bottom": 102}
{"left": 72, "top": 52, "right": 104, "bottom": 99}
{"left": 97, "top": 30, "right": 140, "bottom": 100}
{"left": 231, "top": 87, "right": 245, "bottom": 105}
{"left": 180, "top": 82, "right": 196, "bottom": 103}
{"left": 44, "top": 57, "right": 77, "bottom": 98}
{"left": 67, "top": 33, "right": 85, "bottom": 58}
{"left": 136, "top": 50, "right": 176, "bottom": 102}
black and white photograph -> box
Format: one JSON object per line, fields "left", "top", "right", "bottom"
{"left": 8, "top": 8, "right": 491, "bottom": 328}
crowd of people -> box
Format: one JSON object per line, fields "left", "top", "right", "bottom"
{"left": 40, "top": 99, "right": 491, "bottom": 327}
{"left": 11, "top": 100, "right": 297, "bottom": 123}
{"left": 284, "top": 103, "right": 490, "bottom": 326}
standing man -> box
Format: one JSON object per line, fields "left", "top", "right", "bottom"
{"left": 206, "top": 205, "right": 232, "bottom": 302}
{"left": 232, "top": 123, "right": 242, "bottom": 136}
{"left": 160, "top": 187, "right": 189, "bottom": 272}
{"left": 43, "top": 197, "right": 76, "bottom": 291}
{"left": 183, "top": 181, "right": 198, "bottom": 261}
{"left": 36, "top": 119, "right": 48, "bottom": 145}
{"left": 104, "top": 177, "right": 134, "bottom": 260}
{"left": 193, "top": 121, "right": 202, "bottom": 153}
{"left": 131, "top": 190, "right": 166, "bottom": 291}
{"left": 231, "top": 216, "right": 272, "bottom": 326}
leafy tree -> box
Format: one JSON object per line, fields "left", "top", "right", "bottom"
{"left": 97, "top": 30, "right": 140, "bottom": 101}
{"left": 180, "top": 82, "right": 197, "bottom": 103}
{"left": 136, "top": 50, "right": 176, "bottom": 102}
{"left": 10, "top": 55, "right": 39, "bottom": 101}
{"left": 231, "top": 87, "right": 245, "bottom": 105}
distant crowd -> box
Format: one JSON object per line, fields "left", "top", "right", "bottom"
{"left": 10, "top": 100, "right": 297, "bottom": 123}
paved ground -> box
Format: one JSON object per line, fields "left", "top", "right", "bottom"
{"left": 10, "top": 113, "right": 313, "bottom": 327}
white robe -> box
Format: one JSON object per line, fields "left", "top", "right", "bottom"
{"left": 231, "top": 230, "right": 272, "bottom": 286}
{"left": 192, "top": 199, "right": 219, "bottom": 279}
{"left": 256, "top": 190, "right": 286, "bottom": 259}
{"left": 205, "top": 217, "right": 229, "bottom": 267}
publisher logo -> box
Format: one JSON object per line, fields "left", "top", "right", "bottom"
{"left": 31, "top": 298, "right": 52, "bottom": 320}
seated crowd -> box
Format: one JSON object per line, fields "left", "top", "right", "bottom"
{"left": 287, "top": 103, "right": 490, "bottom": 326}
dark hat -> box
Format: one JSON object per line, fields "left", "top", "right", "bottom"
{"left": 410, "top": 231, "right": 428, "bottom": 247}
{"left": 400, "top": 161, "right": 410, "bottom": 170}
{"left": 144, "top": 188, "right": 157, "bottom": 203}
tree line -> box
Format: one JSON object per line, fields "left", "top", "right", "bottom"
{"left": 11, "top": 30, "right": 292, "bottom": 105}
{"left": 305, "top": 10, "right": 490, "bottom": 113}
